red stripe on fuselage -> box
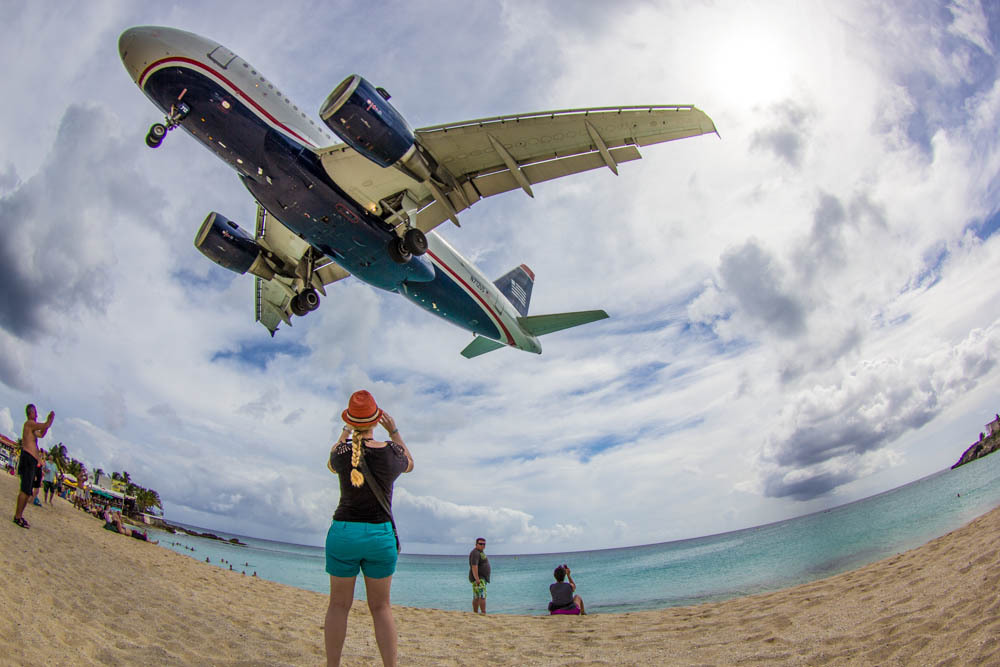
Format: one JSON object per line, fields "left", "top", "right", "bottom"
{"left": 427, "top": 250, "right": 513, "bottom": 345}
{"left": 138, "top": 56, "right": 318, "bottom": 148}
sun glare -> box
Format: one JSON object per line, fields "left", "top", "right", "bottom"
{"left": 705, "top": 19, "right": 800, "bottom": 105}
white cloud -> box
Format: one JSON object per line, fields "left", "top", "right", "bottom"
{"left": 0, "top": 407, "right": 14, "bottom": 437}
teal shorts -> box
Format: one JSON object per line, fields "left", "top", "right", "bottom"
{"left": 325, "top": 520, "right": 397, "bottom": 579}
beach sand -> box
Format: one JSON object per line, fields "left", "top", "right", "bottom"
{"left": 2, "top": 471, "right": 998, "bottom": 666}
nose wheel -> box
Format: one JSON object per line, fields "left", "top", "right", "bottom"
{"left": 145, "top": 102, "right": 190, "bottom": 149}
{"left": 145, "top": 123, "right": 167, "bottom": 148}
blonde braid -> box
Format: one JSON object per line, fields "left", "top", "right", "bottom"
{"left": 349, "top": 428, "right": 365, "bottom": 487}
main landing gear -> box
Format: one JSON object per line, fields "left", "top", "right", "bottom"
{"left": 290, "top": 288, "right": 320, "bottom": 317}
{"left": 145, "top": 102, "right": 190, "bottom": 148}
{"left": 387, "top": 228, "right": 428, "bottom": 264}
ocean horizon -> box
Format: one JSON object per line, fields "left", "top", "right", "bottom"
{"left": 152, "top": 452, "right": 1000, "bottom": 615}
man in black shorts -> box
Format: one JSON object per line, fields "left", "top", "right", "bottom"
{"left": 31, "top": 450, "right": 44, "bottom": 507}
{"left": 13, "top": 404, "right": 54, "bottom": 529}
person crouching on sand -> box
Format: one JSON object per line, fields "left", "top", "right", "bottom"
{"left": 325, "top": 390, "right": 413, "bottom": 667}
{"left": 549, "top": 564, "right": 585, "bottom": 615}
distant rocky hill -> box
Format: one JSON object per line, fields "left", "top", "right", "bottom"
{"left": 952, "top": 414, "right": 1000, "bottom": 469}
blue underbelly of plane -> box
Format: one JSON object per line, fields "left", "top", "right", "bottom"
{"left": 141, "top": 66, "right": 503, "bottom": 342}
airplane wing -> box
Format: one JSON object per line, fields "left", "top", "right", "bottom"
{"left": 252, "top": 204, "right": 350, "bottom": 335}
{"left": 317, "top": 105, "right": 716, "bottom": 233}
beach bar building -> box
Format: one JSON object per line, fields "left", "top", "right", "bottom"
{"left": 0, "top": 433, "right": 17, "bottom": 471}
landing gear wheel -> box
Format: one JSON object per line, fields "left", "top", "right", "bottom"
{"left": 145, "top": 123, "right": 167, "bottom": 149}
{"left": 290, "top": 289, "right": 321, "bottom": 317}
{"left": 403, "top": 228, "right": 428, "bottom": 256}
{"left": 290, "top": 296, "right": 308, "bottom": 317}
{"left": 300, "top": 288, "right": 320, "bottom": 311}
{"left": 387, "top": 237, "right": 412, "bottom": 264}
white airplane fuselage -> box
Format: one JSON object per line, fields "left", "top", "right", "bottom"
{"left": 119, "top": 26, "right": 541, "bottom": 353}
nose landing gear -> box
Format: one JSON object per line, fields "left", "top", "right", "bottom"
{"left": 145, "top": 102, "right": 190, "bottom": 149}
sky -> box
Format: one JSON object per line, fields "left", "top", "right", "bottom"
{"left": 1, "top": 0, "right": 999, "bottom": 555}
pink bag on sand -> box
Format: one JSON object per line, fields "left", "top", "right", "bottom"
{"left": 550, "top": 607, "right": 581, "bottom": 615}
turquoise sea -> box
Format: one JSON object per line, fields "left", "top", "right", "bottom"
{"left": 152, "top": 453, "right": 1000, "bottom": 615}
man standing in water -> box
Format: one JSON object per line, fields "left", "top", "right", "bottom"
{"left": 469, "top": 537, "right": 490, "bottom": 614}
{"left": 13, "top": 404, "right": 54, "bottom": 528}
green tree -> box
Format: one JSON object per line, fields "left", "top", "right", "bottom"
{"left": 50, "top": 443, "right": 69, "bottom": 472}
{"left": 134, "top": 488, "right": 163, "bottom": 514}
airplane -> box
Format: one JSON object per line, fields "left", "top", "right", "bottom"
{"left": 118, "top": 26, "right": 717, "bottom": 357}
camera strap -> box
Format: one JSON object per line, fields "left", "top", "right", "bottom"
{"left": 357, "top": 450, "right": 401, "bottom": 553}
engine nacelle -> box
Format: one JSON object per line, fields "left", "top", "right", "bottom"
{"left": 194, "top": 212, "right": 274, "bottom": 280}
{"left": 319, "top": 75, "right": 415, "bottom": 168}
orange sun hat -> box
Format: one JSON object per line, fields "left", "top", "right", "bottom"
{"left": 342, "top": 390, "right": 382, "bottom": 428}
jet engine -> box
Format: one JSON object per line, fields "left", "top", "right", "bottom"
{"left": 194, "top": 212, "right": 275, "bottom": 280}
{"left": 320, "top": 74, "right": 458, "bottom": 244}
{"left": 319, "top": 75, "right": 415, "bottom": 168}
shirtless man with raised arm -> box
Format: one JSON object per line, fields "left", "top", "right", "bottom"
{"left": 13, "top": 404, "right": 54, "bottom": 528}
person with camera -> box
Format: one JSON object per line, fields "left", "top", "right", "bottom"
{"left": 549, "top": 564, "right": 586, "bottom": 615}
{"left": 325, "top": 390, "right": 414, "bottom": 666}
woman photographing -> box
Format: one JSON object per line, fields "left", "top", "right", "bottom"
{"left": 325, "top": 390, "right": 414, "bottom": 666}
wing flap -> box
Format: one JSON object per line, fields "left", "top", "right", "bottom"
{"left": 414, "top": 146, "right": 641, "bottom": 232}
{"left": 471, "top": 145, "right": 642, "bottom": 198}
{"left": 255, "top": 275, "right": 292, "bottom": 335}
{"left": 416, "top": 106, "right": 715, "bottom": 182}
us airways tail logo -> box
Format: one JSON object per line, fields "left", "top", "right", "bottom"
{"left": 509, "top": 279, "right": 527, "bottom": 308}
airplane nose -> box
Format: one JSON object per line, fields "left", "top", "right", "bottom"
{"left": 118, "top": 28, "right": 135, "bottom": 63}
{"left": 118, "top": 26, "right": 162, "bottom": 82}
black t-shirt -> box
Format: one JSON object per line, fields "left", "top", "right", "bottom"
{"left": 329, "top": 440, "right": 408, "bottom": 523}
{"left": 469, "top": 549, "right": 491, "bottom": 583}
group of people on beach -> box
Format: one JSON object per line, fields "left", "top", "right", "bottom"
{"left": 11, "top": 403, "right": 156, "bottom": 544}
{"left": 323, "top": 389, "right": 585, "bottom": 666}
{"left": 13, "top": 392, "right": 577, "bottom": 666}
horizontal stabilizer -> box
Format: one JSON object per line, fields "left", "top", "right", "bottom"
{"left": 461, "top": 336, "right": 507, "bottom": 359}
{"left": 517, "top": 310, "right": 609, "bottom": 337}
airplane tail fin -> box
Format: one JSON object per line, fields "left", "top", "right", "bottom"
{"left": 517, "top": 310, "right": 610, "bottom": 336}
{"left": 460, "top": 266, "right": 607, "bottom": 358}
{"left": 493, "top": 264, "right": 534, "bottom": 317}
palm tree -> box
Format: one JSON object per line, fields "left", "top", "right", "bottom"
{"left": 134, "top": 488, "right": 163, "bottom": 514}
{"left": 50, "top": 443, "right": 69, "bottom": 471}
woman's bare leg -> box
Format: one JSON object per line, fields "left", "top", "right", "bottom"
{"left": 364, "top": 575, "right": 397, "bottom": 666}
{"left": 325, "top": 575, "right": 356, "bottom": 666}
